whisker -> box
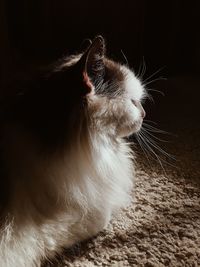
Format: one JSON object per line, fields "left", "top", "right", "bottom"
{"left": 135, "top": 114, "right": 178, "bottom": 172}
{"left": 143, "top": 66, "right": 166, "bottom": 83}
{"left": 146, "top": 88, "right": 165, "bottom": 97}
{"left": 139, "top": 131, "right": 178, "bottom": 170}
{"left": 136, "top": 59, "right": 143, "bottom": 79}
{"left": 135, "top": 133, "right": 152, "bottom": 168}
{"left": 120, "top": 49, "right": 129, "bottom": 66}
{"left": 145, "top": 92, "right": 155, "bottom": 103}
{"left": 138, "top": 56, "right": 146, "bottom": 79}
{"left": 138, "top": 131, "right": 167, "bottom": 174}
{"left": 142, "top": 123, "right": 169, "bottom": 134}
{"left": 144, "top": 77, "right": 167, "bottom": 87}
{"left": 140, "top": 131, "right": 176, "bottom": 160}
{"left": 142, "top": 123, "right": 174, "bottom": 136}
{"left": 141, "top": 127, "right": 169, "bottom": 143}
{"left": 143, "top": 119, "right": 157, "bottom": 125}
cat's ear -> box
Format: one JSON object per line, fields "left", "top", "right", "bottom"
{"left": 79, "top": 38, "right": 92, "bottom": 54}
{"left": 81, "top": 36, "right": 105, "bottom": 94}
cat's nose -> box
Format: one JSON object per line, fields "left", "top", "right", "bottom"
{"left": 132, "top": 100, "right": 146, "bottom": 118}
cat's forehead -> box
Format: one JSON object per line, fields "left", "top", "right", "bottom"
{"left": 121, "top": 66, "right": 145, "bottom": 101}
{"left": 104, "top": 59, "right": 144, "bottom": 100}
{"left": 104, "top": 59, "right": 124, "bottom": 82}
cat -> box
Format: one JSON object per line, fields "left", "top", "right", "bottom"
{"left": 0, "top": 36, "right": 146, "bottom": 267}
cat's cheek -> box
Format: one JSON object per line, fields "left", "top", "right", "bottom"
{"left": 117, "top": 122, "right": 141, "bottom": 137}
{"left": 117, "top": 127, "right": 134, "bottom": 138}
{"left": 116, "top": 108, "right": 143, "bottom": 137}
{"left": 132, "top": 120, "right": 143, "bottom": 133}
{"left": 125, "top": 105, "right": 140, "bottom": 125}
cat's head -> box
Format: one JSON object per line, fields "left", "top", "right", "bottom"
{"left": 75, "top": 36, "right": 146, "bottom": 138}
{"left": 12, "top": 36, "right": 146, "bottom": 148}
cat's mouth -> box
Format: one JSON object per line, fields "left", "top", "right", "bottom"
{"left": 131, "top": 120, "right": 143, "bottom": 134}
{"left": 118, "top": 119, "right": 143, "bottom": 137}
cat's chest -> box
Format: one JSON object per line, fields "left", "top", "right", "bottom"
{"left": 64, "top": 142, "right": 134, "bottom": 212}
{"left": 41, "top": 146, "right": 134, "bottom": 251}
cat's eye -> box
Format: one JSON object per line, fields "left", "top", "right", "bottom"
{"left": 131, "top": 100, "right": 137, "bottom": 107}
{"left": 131, "top": 100, "right": 146, "bottom": 118}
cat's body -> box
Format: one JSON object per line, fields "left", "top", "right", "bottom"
{"left": 0, "top": 36, "right": 146, "bottom": 267}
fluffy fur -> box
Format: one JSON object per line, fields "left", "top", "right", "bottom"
{"left": 0, "top": 36, "right": 146, "bottom": 266}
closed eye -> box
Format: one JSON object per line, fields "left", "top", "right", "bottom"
{"left": 131, "top": 100, "right": 137, "bottom": 107}
{"left": 131, "top": 100, "right": 146, "bottom": 118}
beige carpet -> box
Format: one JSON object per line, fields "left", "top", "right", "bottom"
{"left": 45, "top": 122, "right": 200, "bottom": 267}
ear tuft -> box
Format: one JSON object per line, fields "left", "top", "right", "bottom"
{"left": 79, "top": 38, "right": 92, "bottom": 54}
{"left": 80, "top": 36, "right": 105, "bottom": 92}
{"left": 85, "top": 36, "right": 105, "bottom": 76}
{"left": 89, "top": 35, "right": 105, "bottom": 58}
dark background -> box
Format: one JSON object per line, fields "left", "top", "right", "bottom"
{"left": 0, "top": 0, "right": 200, "bottom": 130}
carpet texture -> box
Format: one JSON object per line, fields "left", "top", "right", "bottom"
{"left": 46, "top": 122, "right": 200, "bottom": 267}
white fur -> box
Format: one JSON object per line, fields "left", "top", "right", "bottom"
{"left": 0, "top": 125, "right": 134, "bottom": 267}
{"left": 121, "top": 66, "right": 145, "bottom": 101}
{"left": 0, "top": 52, "right": 145, "bottom": 267}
